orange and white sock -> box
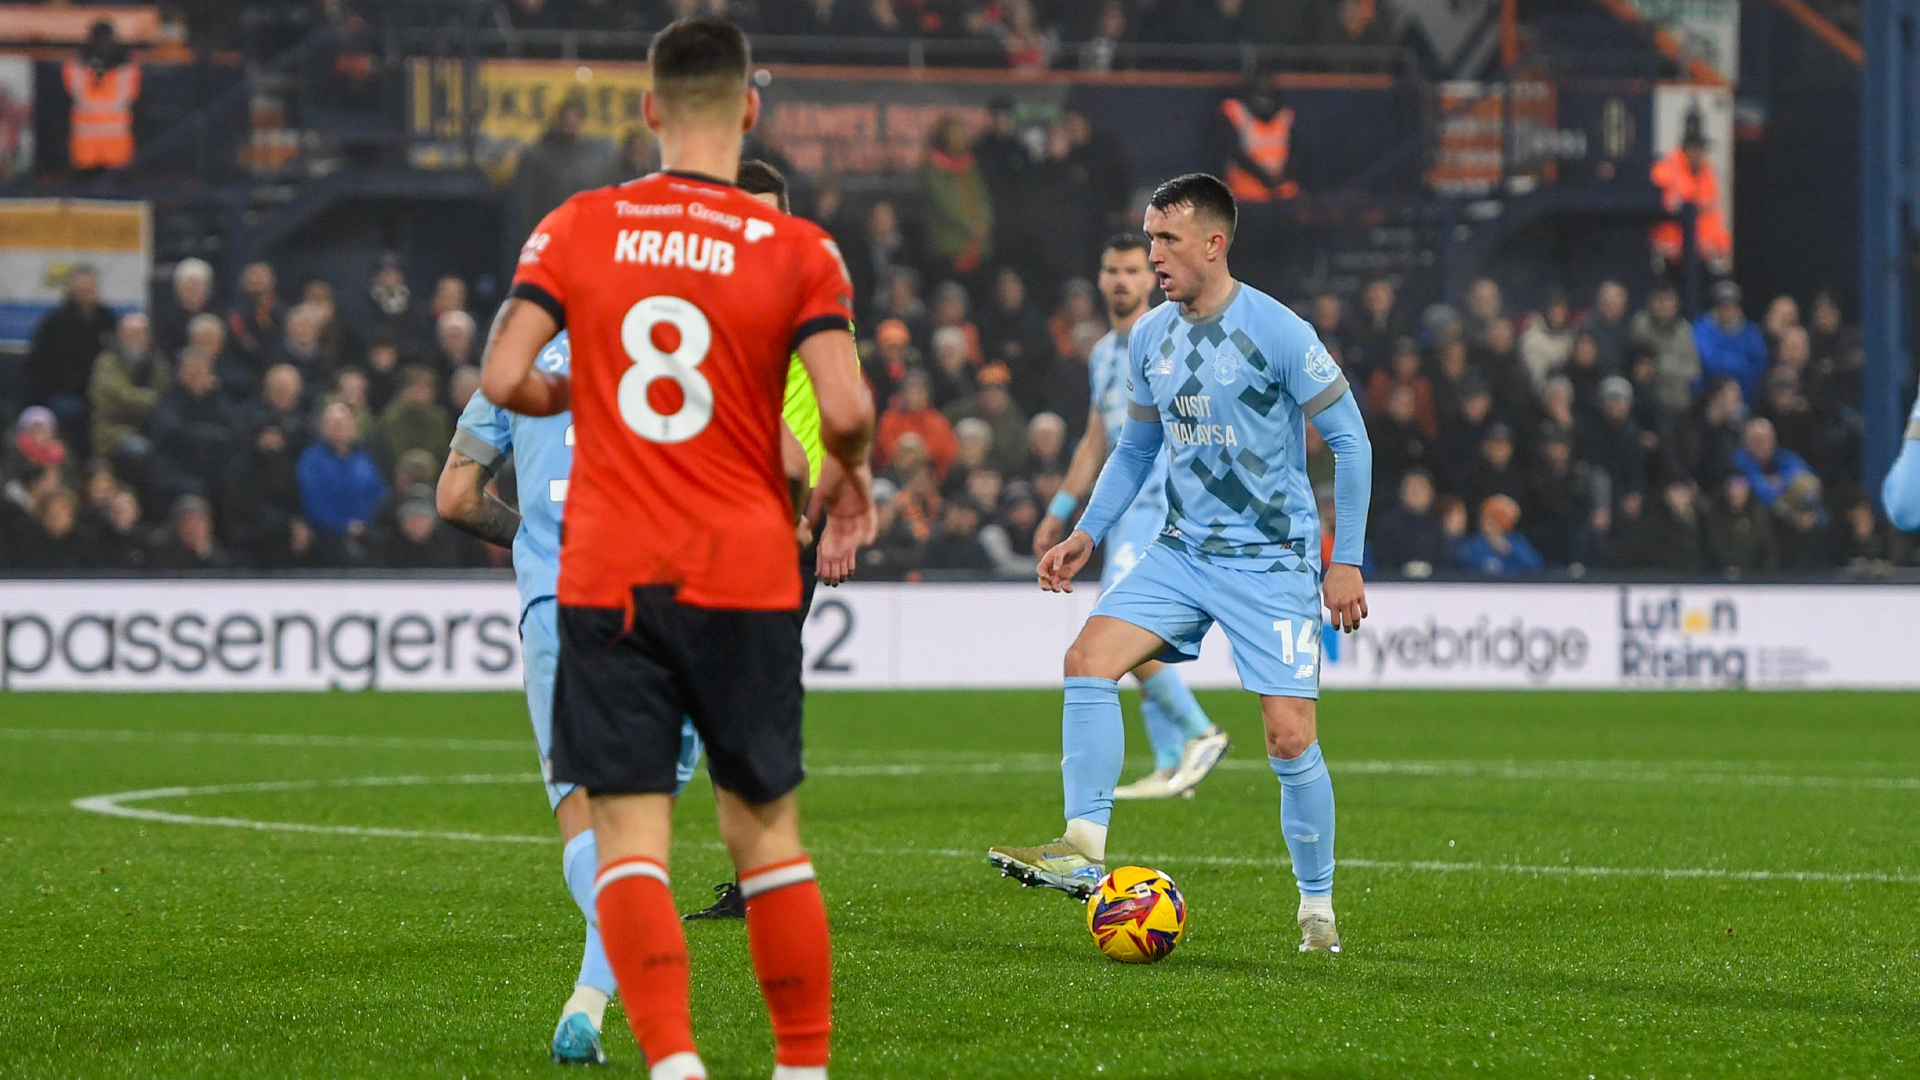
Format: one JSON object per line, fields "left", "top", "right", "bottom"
{"left": 593, "top": 857, "right": 705, "bottom": 1080}
{"left": 741, "top": 856, "right": 833, "bottom": 1073}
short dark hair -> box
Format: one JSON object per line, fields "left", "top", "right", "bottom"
{"left": 647, "top": 18, "right": 750, "bottom": 118}
{"left": 736, "top": 159, "right": 790, "bottom": 212}
{"left": 1102, "top": 232, "right": 1149, "bottom": 258}
{"left": 1147, "top": 173, "right": 1236, "bottom": 238}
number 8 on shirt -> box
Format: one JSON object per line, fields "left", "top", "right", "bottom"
{"left": 508, "top": 168, "right": 854, "bottom": 805}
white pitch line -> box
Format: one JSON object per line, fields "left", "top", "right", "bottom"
{"left": 18, "top": 728, "right": 1920, "bottom": 792}
{"left": 70, "top": 774, "right": 554, "bottom": 844}
{"left": 2, "top": 727, "right": 528, "bottom": 752}
{"left": 814, "top": 757, "right": 1920, "bottom": 791}
{"left": 1323, "top": 858, "right": 1920, "bottom": 885}
{"left": 1278, "top": 760, "right": 1920, "bottom": 791}
{"left": 69, "top": 774, "right": 1920, "bottom": 887}
{"left": 872, "top": 847, "right": 1920, "bottom": 885}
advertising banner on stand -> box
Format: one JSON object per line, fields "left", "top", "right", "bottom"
{"left": 755, "top": 69, "right": 1411, "bottom": 200}
{"left": 756, "top": 70, "right": 1067, "bottom": 193}
{"left": 1425, "top": 81, "right": 1652, "bottom": 197}
{"left": 1627, "top": 0, "right": 1740, "bottom": 83}
{"left": 408, "top": 59, "right": 652, "bottom": 176}
{"left": 0, "top": 198, "right": 149, "bottom": 348}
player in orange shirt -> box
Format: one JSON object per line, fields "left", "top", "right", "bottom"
{"left": 477, "top": 18, "right": 875, "bottom": 1080}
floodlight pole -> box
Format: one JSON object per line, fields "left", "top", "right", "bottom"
{"left": 1861, "top": 0, "right": 1919, "bottom": 493}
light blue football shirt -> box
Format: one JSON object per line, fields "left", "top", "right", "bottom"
{"left": 1883, "top": 392, "right": 1920, "bottom": 531}
{"left": 1088, "top": 324, "right": 1169, "bottom": 526}
{"left": 452, "top": 332, "right": 574, "bottom": 619}
{"left": 1124, "top": 282, "right": 1350, "bottom": 573}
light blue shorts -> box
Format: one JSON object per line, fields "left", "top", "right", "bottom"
{"left": 1099, "top": 503, "right": 1167, "bottom": 593}
{"left": 1090, "top": 543, "right": 1324, "bottom": 699}
{"left": 521, "top": 599, "right": 703, "bottom": 810}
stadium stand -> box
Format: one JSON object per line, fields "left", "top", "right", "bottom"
{"left": 0, "top": 0, "right": 1907, "bottom": 578}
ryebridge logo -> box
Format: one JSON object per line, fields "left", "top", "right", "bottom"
{"left": 1325, "top": 613, "right": 1591, "bottom": 683}
{"left": 1616, "top": 589, "right": 1747, "bottom": 685}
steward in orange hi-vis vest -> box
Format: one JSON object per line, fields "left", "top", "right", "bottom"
{"left": 1650, "top": 125, "right": 1730, "bottom": 266}
{"left": 63, "top": 58, "right": 140, "bottom": 170}
{"left": 1220, "top": 94, "right": 1297, "bottom": 202}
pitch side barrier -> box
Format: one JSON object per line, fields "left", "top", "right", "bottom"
{"left": 1, "top": 579, "right": 1917, "bottom": 691}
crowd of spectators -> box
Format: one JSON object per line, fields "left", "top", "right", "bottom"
{"left": 799, "top": 101, "right": 1906, "bottom": 579}
{"left": 3, "top": 256, "right": 496, "bottom": 572}
{"left": 0, "top": 249, "right": 1908, "bottom": 579}
{"left": 1340, "top": 275, "right": 1908, "bottom": 577}
{"left": 831, "top": 242, "right": 1910, "bottom": 581}
{"left": 3, "top": 52, "right": 1908, "bottom": 581}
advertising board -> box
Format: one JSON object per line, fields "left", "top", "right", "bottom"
{"left": 4, "top": 580, "right": 1916, "bottom": 693}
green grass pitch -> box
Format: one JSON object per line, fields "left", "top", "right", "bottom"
{"left": 2, "top": 689, "right": 1916, "bottom": 1078}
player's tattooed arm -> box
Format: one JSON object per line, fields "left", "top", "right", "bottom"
{"left": 435, "top": 450, "right": 522, "bottom": 549}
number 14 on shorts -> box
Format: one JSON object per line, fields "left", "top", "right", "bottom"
{"left": 1274, "top": 619, "right": 1320, "bottom": 675}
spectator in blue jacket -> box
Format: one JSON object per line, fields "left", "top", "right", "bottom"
{"left": 297, "top": 401, "right": 386, "bottom": 565}
{"left": 1458, "top": 494, "right": 1544, "bottom": 576}
{"left": 1693, "top": 280, "right": 1769, "bottom": 403}
{"left": 1731, "top": 417, "right": 1816, "bottom": 510}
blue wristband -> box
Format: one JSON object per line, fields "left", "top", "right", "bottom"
{"left": 1046, "top": 491, "right": 1079, "bottom": 521}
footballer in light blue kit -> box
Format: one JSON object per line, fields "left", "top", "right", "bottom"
{"left": 1037, "top": 234, "right": 1228, "bottom": 801}
{"left": 1884, "top": 393, "right": 1920, "bottom": 531}
{"left": 440, "top": 330, "right": 702, "bottom": 1065}
{"left": 992, "top": 174, "right": 1373, "bottom": 956}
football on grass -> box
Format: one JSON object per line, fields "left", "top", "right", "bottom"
{"left": 1086, "top": 866, "right": 1187, "bottom": 963}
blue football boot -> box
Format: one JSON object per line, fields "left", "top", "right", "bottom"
{"left": 551, "top": 1012, "right": 606, "bottom": 1066}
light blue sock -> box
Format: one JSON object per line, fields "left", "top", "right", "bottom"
{"left": 1062, "top": 676, "right": 1124, "bottom": 826}
{"left": 562, "top": 828, "right": 617, "bottom": 996}
{"left": 1141, "top": 667, "right": 1213, "bottom": 741}
{"left": 576, "top": 924, "right": 615, "bottom": 999}
{"left": 1270, "top": 742, "right": 1336, "bottom": 896}
{"left": 1138, "top": 696, "right": 1184, "bottom": 772}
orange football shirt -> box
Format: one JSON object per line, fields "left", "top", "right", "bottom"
{"left": 510, "top": 171, "right": 854, "bottom": 610}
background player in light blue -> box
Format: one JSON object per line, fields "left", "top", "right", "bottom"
{"left": 1035, "top": 232, "right": 1227, "bottom": 801}
{"left": 1883, "top": 393, "right": 1920, "bottom": 530}
{"left": 437, "top": 330, "right": 702, "bottom": 1065}
{"left": 992, "top": 174, "right": 1372, "bottom": 956}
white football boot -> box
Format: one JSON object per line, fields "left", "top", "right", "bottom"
{"left": 1113, "top": 767, "right": 1197, "bottom": 800}
{"left": 1165, "top": 729, "right": 1232, "bottom": 795}
{"left": 1298, "top": 897, "right": 1342, "bottom": 954}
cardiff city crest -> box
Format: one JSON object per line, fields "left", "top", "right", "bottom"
{"left": 1304, "top": 343, "right": 1339, "bottom": 383}
{"left": 1212, "top": 348, "right": 1239, "bottom": 385}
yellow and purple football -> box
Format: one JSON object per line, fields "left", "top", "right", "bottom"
{"left": 1085, "top": 866, "right": 1187, "bottom": 963}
